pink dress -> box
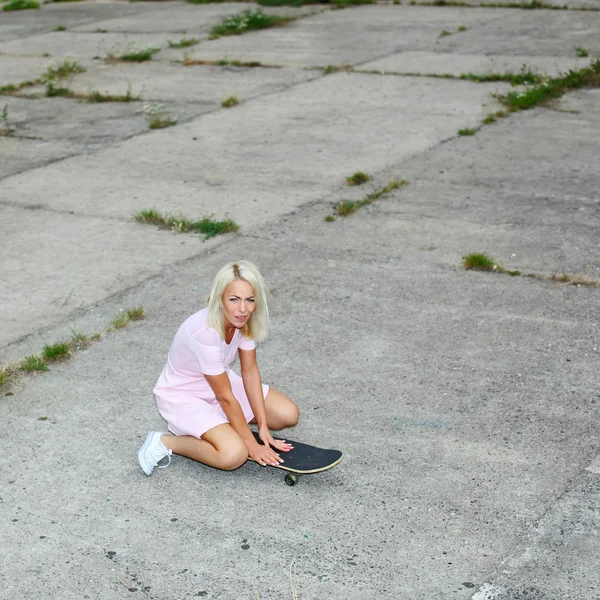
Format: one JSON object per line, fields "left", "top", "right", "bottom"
{"left": 154, "top": 307, "right": 269, "bottom": 438}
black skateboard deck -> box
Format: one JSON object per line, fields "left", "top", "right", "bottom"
{"left": 249, "top": 431, "right": 342, "bottom": 486}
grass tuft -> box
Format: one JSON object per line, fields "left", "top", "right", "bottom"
{"left": 439, "top": 29, "right": 452, "bottom": 37}
{"left": 482, "top": 114, "right": 496, "bottom": 124}
{"left": 458, "top": 127, "right": 476, "bottom": 136}
{"left": 461, "top": 66, "right": 542, "bottom": 86}
{"left": 126, "top": 306, "right": 145, "bottom": 321}
{"left": 55, "top": 25, "right": 67, "bottom": 31}
{"left": 19, "top": 355, "right": 48, "bottom": 372}
{"left": 210, "top": 10, "right": 292, "bottom": 38}
{"left": 169, "top": 36, "right": 200, "bottom": 48}
{"left": 575, "top": 47, "right": 589, "bottom": 58}
{"left": 2, "top": 0, "right": 40, "bottom": 10}
{"left": 463, "top": 252, "right": 496, "bottom": 271}
{"left": 0, "top": 368, "right": 9, "bottom": 386}
{"left": 111, "top": 313, "right": 130, "bottom": 329}
{"left": 134, "top": 208, "right": 240, "bottom": 239}
{"left": 42, "top": 342, "right": 70, "bottom": 361}
{"left": 221, "top": 95, "right": 240, "bottom": 108}
{"left": 329, "top": 178, "right": 407, "bottom": 218}
{"left": 345, "top": 171, "right": 371, "bottom": 186}
{"left": 41, "top": 58, "right": 86, "bottom": 83}
{"left": 497, "top": 60, "right": 600, "bottom": 111}
{"left": 107, "top": 44, "right": 161, "bottom": 63}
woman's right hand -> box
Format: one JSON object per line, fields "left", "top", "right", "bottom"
{"left": 247, "top": 441, "right": 284, "bottom": 467}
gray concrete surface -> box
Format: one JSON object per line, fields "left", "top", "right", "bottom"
{"left": 1, "top": 1, "right": 599, "bottom": 599}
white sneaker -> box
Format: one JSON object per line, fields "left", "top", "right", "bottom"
{"left": 138, "top": 431, "right": 172, "bottom": 476}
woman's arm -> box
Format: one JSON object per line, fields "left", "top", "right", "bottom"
{"left": 239, "top": 348, "right": 268, "bottom": 428}
{"left": 239, "top": 349, "right": 292, "bottom": 454}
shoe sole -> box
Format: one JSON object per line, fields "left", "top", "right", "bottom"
{"left": 138, "top": 431, "right": 156, "bottom": 476}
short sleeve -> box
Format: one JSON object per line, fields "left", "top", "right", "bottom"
{"left": 238, "top": 335, "right": 256, "bottom": 351}
{"left": 189, "top": 328, "right": 226, "bottom": 376}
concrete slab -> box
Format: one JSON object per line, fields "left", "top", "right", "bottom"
{"left": 184, "top": 5, "right": 515, "bottom": 67}
{"left": 70, "top": 2, "right": 325, "bottom": 34}
{"left": 0, "top": 96, "right": 151, "bottom": 178}
{"left": 434, "top": 9, "right": 600, "bottom": 56}
{"left": 1, "top": 200, "right": 598, "bottom": 598}
{"left": 0, "top": 204, "right": 229, "bottom": 350}
{"left": 0, "top": 73, "right": 508, "bottom": 227}
{"left": 63, "top": 60, "right": 320, "bottom": 103}
{"left": 0, "top": 55, "right": 53, "bottom": 87}
{"left": 0, "top": 0, "right": 144, "bottom": 44}
{"left": 361, "top": 50, "right": 589, "bottom": 77}
{"left": 0, "top": 31, "right": 175, "bottom": 62}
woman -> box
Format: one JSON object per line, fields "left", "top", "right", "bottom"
{"left": 138, "top": 261, "right": 299, "bottom": 476}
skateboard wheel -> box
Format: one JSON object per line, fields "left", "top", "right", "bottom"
{"left": 285, "top": 473, "right": 299, "bottom": 486}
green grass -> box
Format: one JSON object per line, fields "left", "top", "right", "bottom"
{"left": 461, "top": 66, "right": 543, "bottom": 86}
{"left": 2, "top": 0, "right": 40, "bottom": 11}
{"left": 0, "top": 368, "right": 9, "bottom": 386}
{"left": 71, "top": 329, "right": 88, "bottom": 344}
{"left": 0, "top": 79, "right": 40, "bottom": 96}
{"left": 210, "top": 10, "right": 292, "bottom": 38}
{"left": 458, "top": 127, "right": 476, "bottom": 136}
{"left": 497, "top": 60, "right": 600, "bottom": 111}
{"left": 42, "top": 342, "right": 70, "bottom": 361}
{"left": 168, "top": 36, "right": 200, "bottom": 48}
{"left": 41, "top": 58, "right": 86, "bottom": 83}
{"left": 87, "top": 88, "right": 138, "bottom": 102}
{"left": 55, "top": 25, "right": 67, "bottom": 31}
{"left": 133, "top": 208, "right": 240, "bottom": 239}
{"left": 345, "top": 171, "right": 371, "bottom": 186}
{"left": 323, "top": 64, "right": 354, "bottom": 75}
{"left": 126, "top": 306, "right": 145, "bottom": 321}
{"left": 329, "top": 179, "right": 408, "bottom": 218}
{"left": 107, "top": 45, "right": 161, "bottom": 62}
{"left": 149, "top": 117, "right": 178, "bottom": 129}
{"left": 19, "top": 355, "right": 48, "bottom": 373}
{"left": 439, "top": 29, "right": 452, "bottom": 37}
{"left": 221, "top": 95, "right": 240, "bottom": 108}
{"left": 457, "top": 25, "right": 467, "bottom": 31}
{"left": 111, "top": 313, "right": 130, "bottom": 329}
{"left": 46, "top": 84, "right": 72, "bottom": 97}
{"left": 575, "top": 47, "right": 589, "bottom": 58}
{"left": 482, "top": 114, "right": 496, "bottom": 124}
{"left": 463, "top": 252, "right": 495, "bottom": 271}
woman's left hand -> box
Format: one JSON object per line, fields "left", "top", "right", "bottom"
{"left": 259, "top": 427, "right": 293, "bottom": 453}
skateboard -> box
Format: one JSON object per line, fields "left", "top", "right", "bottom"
{"left": 248, "top": 431, "right": 343, "bottom": 486}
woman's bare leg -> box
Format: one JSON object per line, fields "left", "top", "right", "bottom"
{"left": 161, "top": 424, "right": 248, "bottom": 470}
{"left": 252, "top": 388, "right": 299, "bottom": 431}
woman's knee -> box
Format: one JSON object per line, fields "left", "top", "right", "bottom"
{"left": 286, "top": 403, "right": 299, "bottom": 427}
{"left": 219, "top": 442, "right": 248, "bottom": 470}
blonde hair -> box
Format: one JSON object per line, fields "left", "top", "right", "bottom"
{"left": 207, "top": 261, "right": 269, "bottom": 342}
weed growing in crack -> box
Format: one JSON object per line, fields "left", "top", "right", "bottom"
{"left": 169, "top": 35, "right": 200, "bottom": 48}
{"left": 463, "top": 252, "right": 496, "bottom": 270}
{"left": 221, "top": 95, "right": 240, "bottom": 108}
{"left": 142, "top": 102, "right": 178, "bottom": 129}
{"left": 345, "top": 171, "right": 371, "bottom": 186}
{"left": 55, "top": 25, "right": 67, "bottom": 31}
{"left": 42, "top": 342, "right": 70, "bottom": 361}
{"left": 107, "top": 42, "right": 161, "bottom": 62}
{"left": 133, "top": 208, "right": 239, "bottom": 239}
{"left": 463, "top": 253, "right": 599, "bottom": 286}
{"left": 458, "top": 127, "right": 476, "bottom": 136}
{"left": 461, "top": 65, "right": 543, "bottom": 85}
{"left": 439, "top": 29, "right": 452, "bottom": 37}
{"left": 2, "top": 0, "right": 40, "bottom": 11}
{"left": 497, "top": 60, "right": 600, "bottom": 111}
{"left": 19, "top": 355, "right": 48, "bottom": 373}
{"left": 326, "top": 179, "right": 408, "bottom": 220}
{"left": 575, "top": 46, "right": 589, "bottom": 57}
{"left": 210, "top": 10, "right": 292, "bottom": 38}
{"left": 41, "top": 58, "right": 86, "bottom": 83}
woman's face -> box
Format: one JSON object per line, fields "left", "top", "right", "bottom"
{"left": 221, "top": 279, "right": 256, "bottom": 330}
